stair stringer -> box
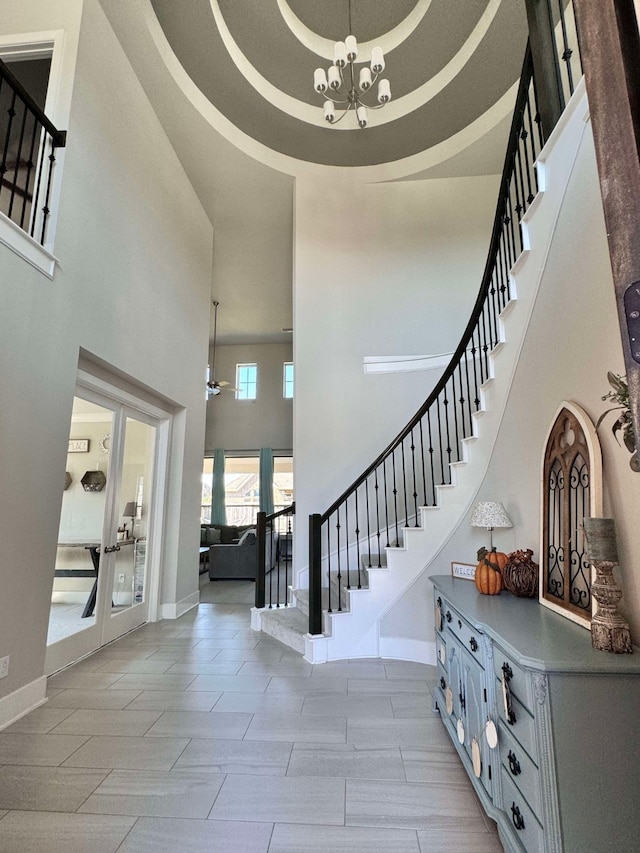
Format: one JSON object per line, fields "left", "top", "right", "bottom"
{"left": 304, "top": 80, "right": 592, "bottom": 666}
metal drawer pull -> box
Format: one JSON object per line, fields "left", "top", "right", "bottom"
{"left": 437, "top": 597, "right": 442, "bottom": 608}
{"left": 511, "top": 803, "right": 525, "bottom": 831}
{"left": 459, "top": 692, "right": 465, "bottom": 711}
{"left": 508, "top": 750, "right": 521, "bottom": 776}
{"left": 469, "top": 637, "right": 478, "bottom": 652}
{"left": 458, "top": 619, "right": 462, "bottom": 629}
{"left": 104, "top": 545, "right": 121, "bottom": 553}
{"left": 445, "top": 611, "right": 452, "bottom": 623}
{"left": 440, "top": 677, "right": 446, "bottom": 690}
{"left": 502, "top": 662, "right": 514, "bottom": 682}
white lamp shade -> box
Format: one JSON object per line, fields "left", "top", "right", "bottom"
{"left": 371, "top": 46, "right": 385, "bottom": 73}
{"left": 359, "top": 66, "right": 372, "bottom": 90}
{"left": 323, "top": 100, "right": 336, "bottom": 123}
{"left": 470, "top": 501, "right": 513, "bottom": 529}
{"left": 377, "top": 78, "right": 391, "bottom": 103}
{"left": 328, "top": 65, "right": 341, "bottom": 90}
{"left": 314, "top": 68, "right": 327, "bottom": 93}
{"left": 356, "top": 105, "right": 368, "bottom": 128}
{"left": 334, "top": 41, "right": 347, "bottom": 67}
{"left": 345, "top": 35, "right": 358, "bottom": 61}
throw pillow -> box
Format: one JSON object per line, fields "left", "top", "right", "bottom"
{"left": 237, "top": 527, "right": 256, "bottom": 546}
{"left": 206, "top": 527, "right": 221, "bottom": 545}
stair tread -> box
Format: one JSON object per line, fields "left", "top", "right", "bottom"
{"left": 259, "top": 606, "right": 307, "bottom": 654}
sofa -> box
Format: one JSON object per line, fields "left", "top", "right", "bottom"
{"left": 200, "top": 523, "right": 278, "bottom": 581}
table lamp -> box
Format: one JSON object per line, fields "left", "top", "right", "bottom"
{"left": 470, "top": 501, "right": 513, "bottom": 551}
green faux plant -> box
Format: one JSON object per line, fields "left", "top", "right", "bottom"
{"left": 596, "top": 372, "right": 639, "bottom": 471}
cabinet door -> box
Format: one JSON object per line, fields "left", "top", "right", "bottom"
{"left": 461, "top": 646, "right": 493, "bottom": 797}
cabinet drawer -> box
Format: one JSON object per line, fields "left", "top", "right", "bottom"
{"left": 444, "top": 603, "right": 484, "bottom": 665}
{"left": 496, "top": 679, "right": 538, "bottom": 765}
{"left": 498, "top": 721, "right": 542, "bottom": 821}
{"left": 501, "top": 770, "right": 544, "bottom": 853}
{"left": 493, "top": 647, "right": 533, "bottom": 710}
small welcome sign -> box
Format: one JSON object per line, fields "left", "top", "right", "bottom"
{"left": 68, "top": 439, "right": 90, "bottom": 453}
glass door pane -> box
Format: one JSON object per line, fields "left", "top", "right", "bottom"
{"left": 107, "top": 416, "right": 156, "bottom": 636}
{"left": 47, "top": 397, "right": 114, "bottom": 667}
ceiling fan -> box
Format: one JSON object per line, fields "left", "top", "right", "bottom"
{"left": 206, "top": 301, "right": 237, "bottom": 397}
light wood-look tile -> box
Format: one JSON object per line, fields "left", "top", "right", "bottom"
{"left": 269, "top": 823, "right": 421, "bottom": 853}
{"left": 144, "top": 710, "right": 252, "bottom": 740}
{"left": 174, "top": 738, "right": 292, "bottom": 775}
{"left": 0, "top": 811, "right": 135, "bottom": 853}
{"left": 116, "top": 817, "right": 273, "bottom": 853}
{"left": 61, "top": 735, "right": 190, "bottom": 771}
{"left": 287, "top": 743, "right": 405, "bottom": 781}
{"left": 0, "top": 765, "right": 108, "bottom": 811}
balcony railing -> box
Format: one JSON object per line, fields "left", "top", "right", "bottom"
{"left": 0, "top": 58, "right": 66, "bottom": 246}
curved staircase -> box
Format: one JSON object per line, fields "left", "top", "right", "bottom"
{"left": 253, "top": 59, "right": 590, "bottom": 666}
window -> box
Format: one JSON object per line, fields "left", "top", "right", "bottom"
{"left": 283, "top": 362, "right": 294, "bottom": 398}
{"left": 225, "top": 456, "right": 260, "bottom": 525}
{"left": 201, "top": 457, "right": 213, "bottom": 523}
{"left": 235, "top": 363, "right": 257, "bottom": 400}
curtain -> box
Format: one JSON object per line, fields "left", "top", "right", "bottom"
{"left": 259, "top": 448, "right": 274, "bottom": 516}
{"left": 211, "top": 448, "right": 227, "bottom": 525}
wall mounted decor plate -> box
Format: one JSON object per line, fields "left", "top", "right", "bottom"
{"left": 81, "top": 470, "right": 106, "bottom": 492}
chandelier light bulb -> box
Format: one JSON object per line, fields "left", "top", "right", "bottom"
{"left": 324, "top": 100, "right": 336, "bottom": 123}
{"left": 377, "top": 78, "right": 391, "bottom": 103}
{"left": 359, "top": 67, "right": 372, "bottom": 90}
{"left": 328, "top": 65, "right": 341, "bottom": 90}
{"left": 371, "top": 46, "right": 385, "bottom": 73}
{"left": 345, "top": 35, "right": 358, "bottom": 62}
{"left": 314, "top": 68, "right": 328, "bottom": 93}
{"left": 356, "top": 105, "right": 368, "bottom": 128}
{"left": 334, "top": 41, "right": 347, "bottom": 67}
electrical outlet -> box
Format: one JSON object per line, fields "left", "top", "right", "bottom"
{"left": 118, "top": 573, "right": 126, "bottom": 584}
{"left": 0, "top": 655, "right": 9, "bottom": 679}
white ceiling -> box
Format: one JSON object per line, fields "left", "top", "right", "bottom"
{"left": 99, "top": 0, "right": 527, "bottom": 345}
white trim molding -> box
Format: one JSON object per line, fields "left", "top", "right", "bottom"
{"left": 160, "top": 590, "right": 200, "bottom": 620}
{"left": 0, "top": 675, "right": 48, "bottom": 732}
{"left": 364, "top": 353, "right": 453, "bottom": 375}
{"left": 378, "top": 636, "right": 436, "bottom": 664}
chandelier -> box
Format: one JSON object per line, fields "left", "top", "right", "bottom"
{"left": 313, "top": 0, "right": 391, "bottom": 128}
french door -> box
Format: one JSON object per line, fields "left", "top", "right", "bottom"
{"left": 46, "top": 377, "right": 169, "bottom": 674}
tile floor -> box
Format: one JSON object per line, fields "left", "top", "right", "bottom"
{"left": 0, "top": 579, "right": 504, "bottom": 853}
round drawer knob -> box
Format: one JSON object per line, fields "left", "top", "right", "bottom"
{"left": 511, "top": 803, "right": 525, "bottom": 831}
{"left": 508, "top": 750, "right": 521, "bottom": 776}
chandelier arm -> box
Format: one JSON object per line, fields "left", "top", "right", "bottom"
{"left": 322, "top": 93, "right": 351, "bottom": 105}
{"left": 329, "top": 107, "right": 352, "bottom": 126}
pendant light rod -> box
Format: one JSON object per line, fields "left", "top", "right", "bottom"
{"left": 210, "top": 300, "right": 219, "bottom": 378}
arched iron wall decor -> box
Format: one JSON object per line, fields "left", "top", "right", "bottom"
{"left": 540, "top": 401, "right": 603, "bottom": 628}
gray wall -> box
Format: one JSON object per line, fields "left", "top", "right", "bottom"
{"left": 204, "top": 342, "right": 293, "bottom": 453}
{"left": 0, "top": 0, "right": 212, "bottom": 703}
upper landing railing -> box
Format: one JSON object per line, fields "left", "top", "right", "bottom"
{"left": 307, "top": 0, "right": 583, "bottom": 636}
{"left": 0, "top": 58, "right": 66, "bottom": 246}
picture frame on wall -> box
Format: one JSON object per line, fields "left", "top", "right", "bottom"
{"left": 68, "top": 439, "right": 90, "bottom": 453}
{"left": 451, "top": 561, "right": 476, "bottom": 581}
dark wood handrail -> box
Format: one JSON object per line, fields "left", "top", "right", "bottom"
{"left": 320, "top": 46, "right": 535, "bottom": 525}
{"left": 0, "top": 58, "right": 66, "bottom": 147}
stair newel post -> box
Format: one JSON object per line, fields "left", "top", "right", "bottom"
{"left": 255, "top": 511, "right": 267, "bottom": 610}
{"left": 309, "top": 514, "right": 323, "bottom": 635}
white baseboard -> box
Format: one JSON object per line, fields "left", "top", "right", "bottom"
{"left": 160, "top": 590, "right": 200, "bottom": 620}
{"left": 250, "top": 607, "right": 263, "bottom": 631}
{"left": 378, "top": 636, "right": 436, "bottom": 664}
{"left": 0, "top": 676, "right": 48, "bottom": 731}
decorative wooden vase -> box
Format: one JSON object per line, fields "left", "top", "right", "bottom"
{"left": 503, "top": 549, "right": 539, "bottom": 597}
{"left": 583, "top": 518, "right": 632, "bottom": 654}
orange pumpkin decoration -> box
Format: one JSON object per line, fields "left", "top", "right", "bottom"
{"left": 475, "top": 548, "right": 505, "bottom": 595}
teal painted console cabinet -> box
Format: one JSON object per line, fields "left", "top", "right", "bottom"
{"left": 430, "top": 575, "right": 640, "bottom": 853}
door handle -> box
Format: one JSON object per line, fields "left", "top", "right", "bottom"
{"left": 104, "top": 545, "right": 121, "bottom": 553}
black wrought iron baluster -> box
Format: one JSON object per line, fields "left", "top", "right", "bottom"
{"left": 354, "top": 489, "right": 362, "bottom": 588}
{"left": 20, "top": 113, "right": 38, "bottom": 229}
{"left": 426, "top": 408, "right": 436, "bottom": 504}
{"left": 382, "top": 459, "right": 390, "bottom": 547}
{"left": 521, "top": 110, "right": 535, "bottom": 206}
{"left": 391, "top": 451, "right": 399, "bottom": 545}
{"left": 0, "top": 88, "right": 18, "bottom": 205}
{"left": 8, "top": 101, "right": 29, "bottom": 221}
{"left": 435, "top": 395, "right": 445, "bottom": 486}
{"left": 505, "top": 187, "right": 519, "bottom": 270}
{"left": 515, "top": 132, "right": 528, "bottom": 222}
{"left": 498, "top": 235, "right": 509, "bottom": 309}
{"left": 469, "top": 335, "right": 480, "bottom": 413}
{"left": 410, "top": 429, "right": 419, "bottom": 522}
{"left": 450, "top": 373, "right": 460, "bottom": 462}
{"left": 344, "top": 499, "right": 350, "bottom": 591}
{"left": 442, "top": 384, "right": 452, "bottom": 473}
{"left": 488, "top": 268, "right": 499, "bottom": 348}
{"left": 481, "top": 307, "right": 491, "bottom": 381}
{"left": 512, "top": 146, "right": 526, "bottom": 250}
{"left": 336, "top": 509, "right": 342, "bottom": 611}
{"left": 40, "top": 138, "right": 57, "bottom": 244}
{"left": 365, "top": 477, "right": 372, "bottom": 568}
{"left": 557, "top": 0, "right": 575, "bottom": 96}
{"left": 456, "top": 363, "right": 468, "bottom": 441}
{"left": 286, "top": 514, "right": 293, "bottom": 605}
{"left": 475, "top": 325, "right": 486, "bottom": 388}
{"left": 30, "top": 130, "right": 47, "bottom": 239}
{"left": 374, "top": 467, "right": 383, "bottom": 557}
{"left": 418, "top": 419, "right": 428, "bottom": 507}
{"left": 400, "top": 439, "right": 409, "bottom": 526}
{"left": 326, "top": 520, "right": 333, "bottom": 613}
